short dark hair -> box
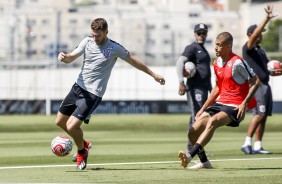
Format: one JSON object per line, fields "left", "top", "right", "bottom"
{"left": 216, "top": 32, "right": 233, "bottom": 46}
{"left": 91, "top": 18, "right": 108, "bottom": 31}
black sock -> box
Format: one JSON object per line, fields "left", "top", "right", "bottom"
{"left": 197, "top": 149, "right": 208, "bottom": 163}
{"left": 78, "top": 149, "right": 86, "bottom": 154}
{"left": 189, "top": 143, "right": 202, "bottom": 158}
{"left": 187, "top": 142, "right": 193, "bottom": 152}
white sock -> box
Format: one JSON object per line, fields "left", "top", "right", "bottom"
{"left": 242, "top": 136, "right": 252, "bottom": 147}
{"left": 254, "top": 141, "right": 262, "bottom": 151}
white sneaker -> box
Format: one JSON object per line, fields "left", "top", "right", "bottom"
{"left": 178, "top": 151, "right": 192, "bottom": 168}
{"left": 188, "top": 161, "right": 213, "bottom": 169}
{"left": 253, "top": 148, "right": 272, "bottom": 154}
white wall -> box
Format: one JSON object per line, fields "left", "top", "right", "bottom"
{"left": 1, "top": 65, "right": 282, "bottom": 101}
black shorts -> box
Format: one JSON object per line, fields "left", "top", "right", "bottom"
{"left": 59, "top": 83, "right": 102, "bottom": 121}
{"left": 204, "top": 102, "right": 241, "bottom": 127}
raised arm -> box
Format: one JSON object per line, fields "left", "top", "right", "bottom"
{"left": 247, "top": 5, "right": 277, "bottom": 49}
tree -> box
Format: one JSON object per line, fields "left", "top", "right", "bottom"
{"left": 261, "top": 19, "right": 282, "bottom": 52}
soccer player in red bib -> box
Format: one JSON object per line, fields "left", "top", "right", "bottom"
{"left": 178, "top": 32, "right": 260, "bottom": 169}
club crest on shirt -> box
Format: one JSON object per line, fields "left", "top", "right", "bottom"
{"left": 103, "top": 46, "right": 113, "bottom": 59}
{"left": 227, "top": 61, "right": 232, "bottom": 67}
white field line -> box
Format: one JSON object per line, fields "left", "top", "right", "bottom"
{"left": 0, "top": 157, "right": 282, "bottom": 170}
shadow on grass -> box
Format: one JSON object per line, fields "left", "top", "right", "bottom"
{"left": 218, "top": 167, "right": 282, "bottom": 171}
{"left": 90, "top": 167, "right": 179, "bottom": 171}
{"left": 242, "top": 167, "right": 282, "bottom": 170}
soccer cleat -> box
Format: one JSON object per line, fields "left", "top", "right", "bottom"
{"left": 76, "top": 149, "right": 88, "bottom": 170}
{"left": 241, "top": 145, "right": 253, "bottom": 154}
{"left": 253, "top": 148, "right": 272, "bottom": 154}
{"left": 178, "top": 151, "right": 192, "bottom": 168}
{"left": 72, "top": 140, "right": 92, "bottom": 162}
{"left": 188, "top": 161, "right": 213, "bottom": 169}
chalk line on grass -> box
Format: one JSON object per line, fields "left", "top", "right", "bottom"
{"left": 1, "top": 157, "right": 282, "bottom": 170}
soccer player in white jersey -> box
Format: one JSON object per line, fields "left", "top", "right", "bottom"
{"left": 56, "top": 18, "right": 165, "bottom": 170}
{"left": 178, "top": 32, "right": 260, "bottom": 169}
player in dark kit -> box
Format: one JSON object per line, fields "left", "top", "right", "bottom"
{"left": 241, "top": 5, "right": 282, "bottom": 155}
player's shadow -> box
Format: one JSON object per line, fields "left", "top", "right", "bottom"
{"left": 66, "top": 170, "right": 89, "bottom": 173}
{"left": 243, "top": 167, "right": 282, "bottom": 170}
{"left": 221, "top": 167, "right": 282, "bottom": 171}
{"left": 91, "top": 167, "right": 175, "bottom": 171}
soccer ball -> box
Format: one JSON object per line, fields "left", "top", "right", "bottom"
{"left": 183, "top": 62, "right": 196, "bottom": 78}
{"left": 51, "top": 136, "right": 73, "bottom": 157}
{"left": 267, "top": 60, "right": 282, "bottom": 72}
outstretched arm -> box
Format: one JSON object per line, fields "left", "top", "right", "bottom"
{"left": 58, "top": 51, "right": 80, "bottom": 63}
{"left": 58, "top": 37, "right": 87, "bottom": 63}
{"left": 247, "top": 5, "right": 277, "bottom": 49}
{"left": 124, "top": 55, "right": 165, "bottom": 85}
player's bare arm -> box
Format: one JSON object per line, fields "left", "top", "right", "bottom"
{"left": 236, "top": 75, "right": 260, "bottom": 121}
{"left": 58, "top": 52, "right": 79, "bottom": 64}
{"left": 125, "top": 55, "right": 165, "bottom": 85}
{"left": 247, "top": 5, "right": 277, "bottom": 49}
{"left": 195, "top": 83, "right": 219, "bottom": 119}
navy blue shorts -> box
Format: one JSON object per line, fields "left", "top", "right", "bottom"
{"left": 59, "top": 83, "right": 102, "bottom": 121}
{"left": 204, "top": 102, "right": 241, "bottom": 127}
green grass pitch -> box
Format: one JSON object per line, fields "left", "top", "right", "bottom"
{"left": 0, "top": 114, "right": 282, "bottom": 183}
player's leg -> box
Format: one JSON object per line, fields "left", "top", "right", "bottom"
{"left": 187, "top": 111, "right": 212, "bottom": 169}
{"left": 242, "top": 84, "right": 270, "bottom": 154}
{"left": 241, "top": 114, "right": 262, "bottom": 154}
{"left": 187, "top": 107, "right": 231, "bottom": 169}
{"left": 66, "top": 115, "right": 89, "bottom": 170}
{"left": 253, "top": 118, "right": 271, "bottom": 154}
{"left": 188, "top": 111, "right": 211, "bottom": 144}
{"left": 186, "top": 89, "right": 194, "bottom": 151}
{"left": 55, "top": 84, "right": 77, "bottom": 134}
{"left": 70, "top": 86, "right": 102, "bottom": 170}
{"left": 66, "top": 116, "right": 84, "bottom": 150}
{"left": 196, "top": 111, "right": 232, "bottom": 147}
{"left": 186, "top": 87, "right": 209, "bottom": 152}
{"left": 55, "top": 112, "right": 70, "bottom": 133}
{"left": 253, "top": 84, "right": 272, "bottom": 154}
{"left": 178, "top": 111, "right": 211, "bottom": 168}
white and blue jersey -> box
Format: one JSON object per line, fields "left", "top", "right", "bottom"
{"left": 72, "top": 37, "right": 129, "bottom": 97}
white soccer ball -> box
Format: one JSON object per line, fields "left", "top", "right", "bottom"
{"left": 51, "top": 136, "right": 73, "bottom": 157}
{"left": 183, "top": 62, "right": 196, "bottom": 78}
{"left": 267, "top": 60, "right": 282, "bottom": 72}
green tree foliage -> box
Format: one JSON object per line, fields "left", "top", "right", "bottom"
{"left": 261, "top": 19, "right": 282, "bottom": 52}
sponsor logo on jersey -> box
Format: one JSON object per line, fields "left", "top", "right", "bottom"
{"left": 96, "top": 87, "right": 102, "bottom": 93}
{"left": 103, "top": 46, "right": 113, "bottom": 59}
